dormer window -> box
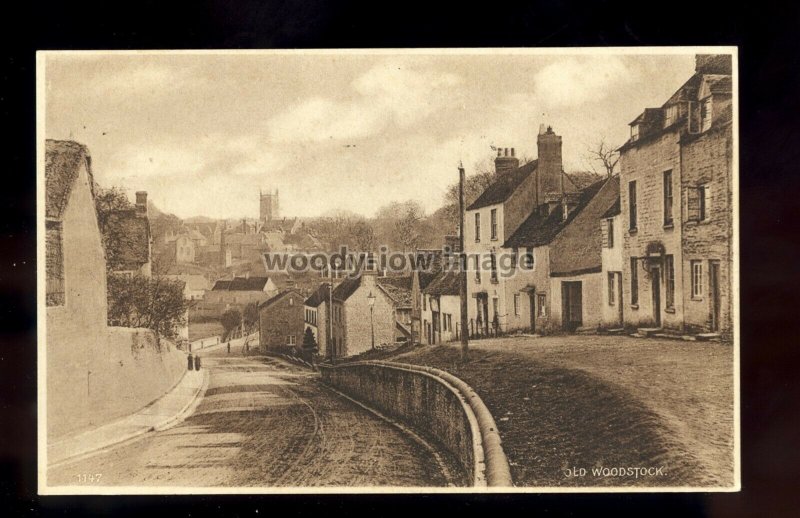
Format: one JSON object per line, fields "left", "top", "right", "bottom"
{"left": 664, "top": 104, "right": 678, "bottom": 128}
{"left": 630, "top": 124, "right": 640, "bottom": 142}
{"left": 701, "top": 97, "right": 713, "bottom": 132}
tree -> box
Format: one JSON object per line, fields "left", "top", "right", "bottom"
{"left": 106, "top": 273, "right": 188, "bottom": 345}
{"left": 441, "top": 168, "right": 495, "bottom": 233}
{"left": 302, "top": 327, "right": 318, "bottom": 350}
{"left": 586, "top": 138, "right": 621, "bottom": 177}
{"left": 220, "top": 308, "right": 242, "bottom": 340}
{"left": 243, "top": 302, "right": 259, "bottom": 334}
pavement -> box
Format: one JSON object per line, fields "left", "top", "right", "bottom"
{"left": 47, "top": 366, "right": 208, "bottom": 469}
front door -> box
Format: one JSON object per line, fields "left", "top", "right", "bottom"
{"left": 651, "top": 266, "right": 662, "bottom": 327}
{"left": 561, "top": 281, "right": 583, "bottom": 332}
{"left": 710, "top": 261, "right": 721, "bottom": 332}
{"left": 528, "top": 291, "right": 536, "bottom": 332}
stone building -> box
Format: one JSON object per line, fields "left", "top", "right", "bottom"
{"left": 421, "top": 270, "right": 461, "bottom": 344}
{"left": 197, "top": 275, "right": 279, "bottom": 317}
{"left": 600, "top": 196, "right": 625, "bottom": 329}
{"left": 259, "top": 288, "right": 305, "bottom": 351}
{"left": 619, "top": 53, "right": 733, "bottom": 336}
{"left": 45, "top": 139, "right": 109, "bottom": 435}
{"left": 465, "top": 125, "right": 601, "bottom": 334}
{"left": 303, "top": 282, "right": 330, "bottom": 356}
{"left": 329, "top": 270, "right": 398, "bottom": 358}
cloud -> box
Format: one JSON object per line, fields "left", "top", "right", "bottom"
{"left": 530, "top": 56, "right": 637, "bottom": 108}
{"left": 266, "top": 62, "right": 461, "bottom": 143}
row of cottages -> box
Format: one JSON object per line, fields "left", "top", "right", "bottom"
{"left": 258, "top": 288, "right": 306, "bottom": 350}
{"left": 420, "top": 270, "right": 461, "bottom": 344}
{"left": 612, "top": 53, "right": 733, "bottom": 337}
{"left": 303, "top": 270, "right": 413, "bottom": 358}
{"left": 464, "top": 125, "right": 613, "bottom": 334}
{"left": 45, "top": 140, "right": 110, "bottom": 433}
{"left": 195, "top": 274, "right": 281, "bottom": 317}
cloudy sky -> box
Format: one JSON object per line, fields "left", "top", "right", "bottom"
{"left": 43, "top": 50, "right": 696, "bottom": 219}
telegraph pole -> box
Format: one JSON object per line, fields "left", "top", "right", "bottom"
{"left": 459, "top": 163, "right": 469, "bottom": 361}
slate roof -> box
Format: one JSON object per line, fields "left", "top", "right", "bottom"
{"left": 377, "top": 276, "right": 413, "bottom": 307}
{"left": 212, "top": 276, "right": 270, "bottom": 291}
{"left": 304, "top": 283, "right": 331, "bottom": 307}
{"left": 103, "top": 209, "right": 151, "bottom": 270}
{"left": 331, "top": 275, "right": 361, "bottom": 301}
{"left": 601, "top": 196, "right": 621, "bottom": 219}
{"left": 424, "top": 270, "right": 461, "bottom": 297}
{"left": 550, "top": 176, "right": 621, "bottom": 276}
{"left": 229, "top": 276, "right": 270, "bottom": 291}
{"left": 467, "top": 160, "right": 538, "bottom": 210}
{"left": 414, "top": 249, "right": 445, "bottom": 290}
{"left": 212, "top": 280, "right": 232, "bottom": 290}
{"left": 503, "top": 180, "right": 606, "bottom": 249}
{"left": 45, "top": 140, "right": 94, "bottom": 220}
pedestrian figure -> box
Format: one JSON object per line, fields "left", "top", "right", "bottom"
{"left": 227, "top": 342, "right": 231, "bottom": 354}
{"left": 194, "top": 355, "right": 202, "bottom": 370}
{"left": 187, "top": 354, "right": 194, "bottom": 371}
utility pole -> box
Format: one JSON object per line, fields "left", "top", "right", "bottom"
{"left": 459, "top": 163, "right": 469, "bottom": 361}
{"left": 328, "top": 281, "right": 335, "bottom": 365}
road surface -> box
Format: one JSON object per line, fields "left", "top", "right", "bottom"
{"left": 48, "top": 349, "right": 451, "bottom": 488}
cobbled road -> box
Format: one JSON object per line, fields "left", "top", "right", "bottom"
{"left": 48, "top": 350, "right": 450, "bottom": 488}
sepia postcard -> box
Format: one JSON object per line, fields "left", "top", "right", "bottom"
{"left": 37, "top": 47, "right": 739, "bottom": 494}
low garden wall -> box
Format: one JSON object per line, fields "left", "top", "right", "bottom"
{"left": 319, "top": 360, "right": 512, "bottom": 487}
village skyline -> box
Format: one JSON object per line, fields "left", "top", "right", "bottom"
{"left": 44, "top": 51, "right": 696, "bottom": 220}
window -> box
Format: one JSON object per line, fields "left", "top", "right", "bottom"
{"left": 630, "top": 257, "right": 639, "bottom": 305}
{"left": 664, "top": 104, "right": 678, "bottom": 127}
{"left": 631, "top": 124, "right": 640, "bottom": 142}
{"left": 606, "top": 218, "right": 615, "bottom": 248}
{"left": 608, "top": 273, "right": 616, "bottom": 305}
{"left": 525, "top": 247, "right": 534, "bottom": 269}
{"left": 701, "top": 97, "right": 713, "bottom": 132}
{"left": 492, "top": 297, "right": 499, "bottom": 321}
{"left": 665, "top": 255, "right": 675, "bottom": 308}
{"left": 699, "top": 184, "right": 711, "bottom": 221}
{"left": 475, "top": 213, "right": 481, "bottom": 242}
{"left": 691, "top": 260, "right": 704, "bottom": 298}
{"left": 490, "top": 252, "right": 498, "bottom": 283}
{"left": 447, "top": 314, "right": 452, "bottom": 331}
{"left": 289, "top": 297, "right": 294, "bottom": 306}
{"left": 490, "top": 209, "right": 498, "bottom": 240}
{"left": 628, "top": 181, "right": 638, "bottom": 230}
{"left": 474, "top": 255, "right": 481, "bottom": 283}
{"left": 514, "top": 293, "right": 520, "bottom": 316}
{"left": 46, "top": 220, "right": 65, "bottom": 306}
{"left": 663, "top": 170, "right": 673, "bottom": 226}
{"left": 287, "top": 335, "right": 296, "bottom": 346}
{"left": 537, "top": 294, "right": 546, "bottom": 317}
{"left": 422, "top": 295, "right": 426, "bottom": 311}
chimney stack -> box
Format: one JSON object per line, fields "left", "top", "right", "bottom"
{"left": 135, "top": 191, "right": 147, "bottom": 217}
{"left": 536, "top": 125, "right": 563, "bottom": 206}
{"left": 495, "top": 146, "right": 520, "bottom": 176}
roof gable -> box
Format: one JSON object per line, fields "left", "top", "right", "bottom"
{"left": 45, "top": 140, "right": 94, "bottom": 220}
{"left": 503, "top": 179, "right": 607, "bottom": 249}
{"left": 550, "top": 176, "right": 621, "bottom": 275}
{"left": 304, "top": 283, "right": 331, "bottom": 307}
{"left": 259, "top": 288, "right": 303, "bottom": 310}
{"left": 467, "top": 160, "right": 537, "bottom": 211}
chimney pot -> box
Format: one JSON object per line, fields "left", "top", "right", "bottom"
{"left": 539, "top": 123, "right": 546, "bottom": 135}
{"left": 511, "top": 148, "right": 515, "bottom": 157}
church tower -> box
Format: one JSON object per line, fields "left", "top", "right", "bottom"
{"left": 259, "top": 188, "right": 279, "bottom": 223}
